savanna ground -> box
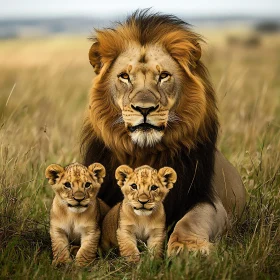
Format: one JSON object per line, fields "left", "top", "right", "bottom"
{"left": 0, "top": 28, "right": 280, "bottom": 279}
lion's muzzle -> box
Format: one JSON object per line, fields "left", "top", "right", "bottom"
{"left": 128, "top": 104, "right": 165, "bottom": 132}
{"left": 67, "top": 191, "right": 89, "bottom": 208}
{"left": 123, "top": 100, "right": 168, "bottom": 146}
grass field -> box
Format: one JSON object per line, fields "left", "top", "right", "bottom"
{"left": 0, "top": 31, "right": 280, "bottom": 279}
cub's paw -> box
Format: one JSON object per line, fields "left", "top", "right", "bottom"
{"left": 124, "top": 254, "right": 140, "bottom": 263}
{"left": 167, "top": 238, "right": 213, "bottom": 257}
{"left": 74, "top": 260, "right": 90, "bottom": 267}
{"left": 75, "top": 256, "right": 95, "bottom": 267}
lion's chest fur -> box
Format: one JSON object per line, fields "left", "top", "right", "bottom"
{"left": 131, "top": 220, "right": 153, "bottom": 241}
{"left": 119, "top": 207, "right": 165, "bottom": 242}
{"left": 50, "top": 197, "right": 99, "bottom": 244}
{"left": 59, "top": 219, "right": 86, "bottom": 244}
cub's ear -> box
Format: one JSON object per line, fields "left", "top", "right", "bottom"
{"left": 88, "top": 163, "right": 106, "bottom": 184}
{"left": 115, "top": 165, "right": 133, "bottom": 188}
{"left": 45, "top": 164, "right": 65, "bottom": 185}
{"left": 158, "top": 167, "right": 177, "bottom": 189}
{"left": 89, "top": 41, "right": 102, "bottom": 74}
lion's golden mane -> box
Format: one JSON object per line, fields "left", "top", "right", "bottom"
{"left": 83, "top": 10, "right": 218, "bottom": 164}
{"left": 82, "top": 10, "right": 219, "bottom": 225}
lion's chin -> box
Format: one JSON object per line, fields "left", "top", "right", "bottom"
{"left": 68, "top": 206, "right": 88, "bottom": 213}
{"left": 67, "top": 204, "right": 88, "bottom": 213}
{"left": 130, "top": 130, "right": 163, "bottom": 147}
{"left": 133, "top": 208, "right": 153, "bottom": 216}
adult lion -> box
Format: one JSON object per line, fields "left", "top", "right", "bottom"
{"left": 82, "top": 10, "right": 246, "bottom": 254}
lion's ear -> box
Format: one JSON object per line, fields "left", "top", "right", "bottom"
{"left": 158, "top": 167, "right": 177, "bottom": 189}
{"left": 163, "top": 30, "right": 202, "bottom": 70}
{"left": 89, "top": 41, "right": 102, "bottom": 74}
{"left": 88, "top": 163, "right": 106, "bottom": 184}
{"left": 45, "top": 164, "right": 65, "bottom": 185}
{"left": 115, "top": 165, "right": 133, "bottom": 188}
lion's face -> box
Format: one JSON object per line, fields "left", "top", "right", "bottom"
{"left": 87, "top": 11, "right": 217, "bottom": 156}
{"left": 109, "top": 44, "right": 182, "bottom": 147}
{"left": 115, "top": 165, "right": 176, "bottom": 216}
{"left": 45, "top": 163, "right": 105, "bottom": 213}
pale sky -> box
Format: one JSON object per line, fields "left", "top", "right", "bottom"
{"left": 1, "top": 0, "right": 279, "bottom": 18}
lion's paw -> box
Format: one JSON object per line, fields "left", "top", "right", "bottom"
{"left": 74, "top": 259, "right": 92, "bottom": 267}
{"left": 167, "top": 238, "right": 212, "bottom": 257}
{"left": 124, "top": 254, "right": 140, "bottom": 263}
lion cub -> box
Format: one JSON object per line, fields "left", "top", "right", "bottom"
{"left": 101, "top": 165, "right": 177, "bottom": 262}
{"left": 45, "top": 162, "right": 109, "bottom": 266}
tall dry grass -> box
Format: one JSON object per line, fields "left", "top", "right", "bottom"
{"left": 0, "top": 33, "right": 280, "bottom": 279}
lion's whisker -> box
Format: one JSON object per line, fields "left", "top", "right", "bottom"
{"left": 168, "top": 112, "right": 182, "bottom": 123}
{"left": 111, "top": 115, "right": 124, "bottom": 127}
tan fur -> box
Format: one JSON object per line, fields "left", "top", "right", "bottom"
{"left": 101, "top": 165, "right": 177, "bottom": 262}
{"left": 45, "top": 162, "right": 110, "bottom": 266}
{"left": 167, "top": 151, "right": 246, "bottom": 255}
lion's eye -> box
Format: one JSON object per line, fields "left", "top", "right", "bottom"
{"left": 118, "top": 72, "right": 130, "bottom": 80}
{"left": 159, "top": 72, "right": 170, "bottom": 80}
{"left": 64, "top": 182, "right": 71, "bottom": 189}
{"left": 150, "top": 185, "right": 158, "bottom": 191}
{"left": 85, "top": 182, "right": 92, "bottom": 189}
{"left": 131, "top": 183, "right": 137, "bottom": 190}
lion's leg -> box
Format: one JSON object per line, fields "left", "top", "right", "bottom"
{"left": 100, "top": 235, "right": 111, "bottom": 252}
{"left": 50, "top": 227, "right": 71, "bottom": 265}
{"left": 167, "top": 199, "right": 228, "bottom": 256}
{"left": 75, "top": 228, "right": 100, "bottom": 266}
{"left": 117, "top": 228, "right": 140, "bottom": 262}
{"left": 147, "top": 228, "right": 166, "bottom": 259}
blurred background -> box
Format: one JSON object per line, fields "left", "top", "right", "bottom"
{"left": 1, "top": 0, "right": 280, "bottom": 39}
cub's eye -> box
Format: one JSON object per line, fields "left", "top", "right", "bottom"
{"left": 150, "top": 185, "right": 158, "bottom": 191}
{"left": 64, "top": 182, "right": 71, "bottom": 189}
{"left": 159, "top": 72, "right": 170, "bottom": 80}
{"left": 85, "top": 182, "right": 92, "bottom": 189}
{"left": 118, "top": 72, "right": 130, "bottom": 80}
{"left": 131, "top": 183, "right": 137, "bottom": 190}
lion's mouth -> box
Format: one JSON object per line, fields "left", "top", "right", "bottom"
{"left": 133, "top": 207, "right": 154, "bottom": 216}
{"left": 133, "top": 207, "right": 153, "bottom": 211}
{"left": 128, "top": 123, "right": 165, "bottom": 132}
{"left": 67, "top": 203, "right": 88, "bottom": 208}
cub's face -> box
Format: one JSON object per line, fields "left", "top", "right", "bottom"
{"left": 115, "top": 165, "right": 177, "bottom": 216}
{"left": 109, "top": 44, "right": 183, "bottom": 147}
{"left": 45, "top": 162, "right": 105, "bottom": 213}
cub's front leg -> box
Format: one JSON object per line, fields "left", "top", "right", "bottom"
{"left": 117, "top": 227, "right": 140, "bottom": 262}
{"left": 167, "top": 200, "right": 228, "bottom": 256}
{"left": 75, "top": 226, "right": 100, "bottom": 266}
{"left": 147, "top": 227, "right": 166, "bottom": 259}
{"left": 50, "top": 226, "right": 71, "bottom": 266}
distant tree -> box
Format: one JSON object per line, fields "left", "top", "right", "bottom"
{"left": 255, "top": 21, "right": 280, "bottom": 33}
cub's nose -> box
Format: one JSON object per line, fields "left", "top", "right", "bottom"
{"left": 131, "top": 105, "right": 159, "bottom": 117}
{"left": 73, "top": 191, "right": 85, "bottom": 202}
{"left": 138, "top": 198, "right": 149, "bottom": 205}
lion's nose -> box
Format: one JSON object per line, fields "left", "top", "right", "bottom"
{"left": 138, "top": 198, "right": 149, "bottom": 205}
{"left": 73, "top": 192, "right": 85, "bottom": 202}
{"left": 131, "top": 104, "right": 159, "bottom": 117}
